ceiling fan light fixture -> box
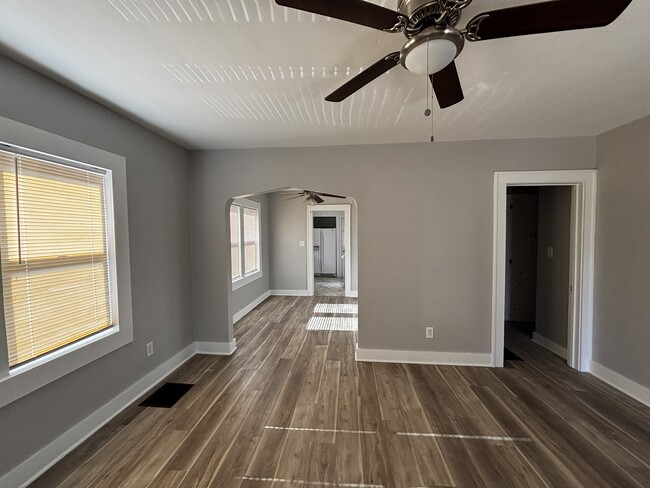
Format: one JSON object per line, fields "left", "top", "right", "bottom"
{"left": 400, "top": 27, "right": 464, "bottom": 75}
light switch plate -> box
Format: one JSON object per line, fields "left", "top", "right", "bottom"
{"left": 547, "top": 247, "right": 554, "bottom": 258}
{"left": 298, "top": 241, "right": 305, "bottom": 247}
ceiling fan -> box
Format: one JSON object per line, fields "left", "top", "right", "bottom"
{"left": 275, "top": 0, "right": 633, "bottom": 109}
{"left": 282, "top": 189, "right": 347, "bottom": 204}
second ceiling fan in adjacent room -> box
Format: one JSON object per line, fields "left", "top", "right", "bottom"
{"left": 282, "top": 189, "right": 347, "bottom": 204}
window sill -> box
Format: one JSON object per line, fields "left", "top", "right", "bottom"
{"left": 0, "top": 322, "right": 132, "bottom": 408}
{"left": 232, "top": 270, "right": 262, "bottom": 291}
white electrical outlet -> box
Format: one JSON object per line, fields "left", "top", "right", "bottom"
{"left": 425, "top": 327, "right": 434, "bottom": 339}
{"left": 146, "top": 341, "right": 154, "bottom": 357}
{"left": 547, "top": 246, "right": 554, "bottom": 258}
{"left": 298, "top": 241, "right": 305, "bottom": 247}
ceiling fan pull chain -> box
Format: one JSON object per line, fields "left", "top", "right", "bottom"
{"left": 426, "top": 40, "right": 434, "bottom": 143}
{"left": 430, "top": 38, "right": 434, "bottom": 142}
{"left": 424, "top": 40, "right": 431, "bottom": 118}
{"left": 431, "top": 93, "right": 435, "bottom": 143}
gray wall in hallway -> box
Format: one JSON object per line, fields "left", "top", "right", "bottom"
{"left": 230, "top": 193, "right": 271, "bottom": 314}
{"left": 0, "top": 54, "right": 193, "bottom": 476}
{"left": 268, "top": 192, "right": 309, "bottom": 291}
{"left": 594, "top": 115, "right": 650, "bottom": 388}
{"left": 268, "top": 193, "right": 358, "bottom": 292}
{"left": 189, "top": 139, "right": 596, "bottom": 352}
{"left": 535, "top": 186, "right": 572, "bottom": 349}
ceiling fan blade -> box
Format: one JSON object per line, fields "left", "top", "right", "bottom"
{"left": 465, "top": 0, "right": 633, "bottom": 41}
{"left": 430, "top": 62, "right": 464, "bottom": 109}
{"left": 284, "top": 194, "right": 305, "bottom": 200}
{"left": 317, "top": 192, "right": 347, "bottom": 199}
{"left": 312, "top": 194, "right": 325, "bottom": 204}
{"left": 325, "top": 53, "right": 400, "bottom": 102}
{"left": 275, "top": 0, "right": 402, "bottom": 31}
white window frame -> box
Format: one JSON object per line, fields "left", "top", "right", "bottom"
{"left": 0, "top": 116, "right": 133, "bottom": 409}
{"left": 230, "top": 198, "right": 262, "bottom": 291}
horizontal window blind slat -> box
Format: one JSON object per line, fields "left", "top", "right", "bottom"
{"left": 2, "top": 259, "right": 108, "bottom": 274}
{"left": 4, "top": 294, "right": 110, "bottom": 315}
{"left": 8, "top": 324, "right": 112, "bottom": 366}
{"left": 6, "top": 323, "right": 111, "bottom": 346}
{"left": 7, "top": 320, "right": 111, "bottom": 345}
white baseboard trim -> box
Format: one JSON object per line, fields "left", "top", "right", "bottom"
{"left": 532, "top": 332, "right": 568, "bottom": 359}
{"left": 233, "top": 290, "right": 271, "bottom": 324}
{"left": 349, "top": 291, "right": 358, "bottom": 298}
{"left": 1, "top": 338, "right": 240, "bottom": 488}
{"left": 355, "top": 347, "right": 492, "bottom": 367}
{"left": 589, "top": 361, "right": 650, "bottom": 407}
{"left": 270, "top": 289, "right": 311, "bottom": 296}
{"left": 1, "top": 343, "right": 197, "bottom": 488}
{"left": 195, "top": 339, "right": 237, "bottom": 355}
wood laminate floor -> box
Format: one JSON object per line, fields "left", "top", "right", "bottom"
{"left": 314, "top": 277, "right": 345, "bottom": 297}
{"left": 32, "top": 296, "right": 650, "bottom": 487}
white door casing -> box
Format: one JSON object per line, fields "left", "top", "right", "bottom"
{"left": 306, "top": 204, "right": 352, "bottom": 297}
{"left": 492, "top": 170, "right": 597, "bottom": 371}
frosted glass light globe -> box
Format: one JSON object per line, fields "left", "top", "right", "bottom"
{"left": 400, "top": 27, "right": 465, "bottom": 75}
{"left": 404, "top": 38, "right": 459, "bottom": 75}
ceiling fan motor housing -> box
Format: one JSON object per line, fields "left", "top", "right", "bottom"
{"left": 397, "top": 0, "right": 468, "bottom": 33}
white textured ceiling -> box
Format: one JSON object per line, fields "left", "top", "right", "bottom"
{"left": 0, "top": 0, "right": 649, "bottom": 149}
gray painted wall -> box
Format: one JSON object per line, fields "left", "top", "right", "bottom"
{"left": 268, "top": 192, "right": 310, "bottom": 291}
{"left": 189, "top": 139, "right": 595, "bottom": 352}
{"left": 230, "top": 194, "right": 271, "bottom": 314}
{"left": 594, "top": 115, "right": 650, "bottom": 388}
{"left": 0, "top": 54, "right": 193, "bottom": 476}
{"left": 535, "top": 186, "right": 572, "bottom": 348}
{"left": 268, "top": 193, "right": 358, "bottom": 292}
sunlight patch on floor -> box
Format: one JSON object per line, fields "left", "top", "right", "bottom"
{"left": 307, "top": 316, "right": 358, "bottom": 331}
{"left": 313, "top": 303, "right": 358, "bottom": 314}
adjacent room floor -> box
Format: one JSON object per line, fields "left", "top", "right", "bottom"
{"left": 314, "top": 276, "right": 344, "bottom": 296}
{"left": 32, "top": 296, "right": 650, "bottom": 487}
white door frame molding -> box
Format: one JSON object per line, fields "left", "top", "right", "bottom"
{"left": 306, "top": 204, "right": 352, "bottom": 297}
{"left": 492, "top": 170, "right": 597, "bottom": 371}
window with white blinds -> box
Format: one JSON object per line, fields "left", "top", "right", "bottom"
{"left": 0, "top": 149, "right": 114, "bottom": 368}
{"left": 230, "top": 205, "right": 241, "bottom": 280}
{"left": 243, "top": 207, "right": 259, "bottom": 274}
{"left": 230, "top": 200, "right": 261, "bottom": 288}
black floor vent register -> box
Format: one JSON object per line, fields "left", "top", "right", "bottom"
{"left": 140, "top": 382, "right": 193, "bottom": 408}
{"left": 504, "top": 348, "right": 523, "bottom": 361}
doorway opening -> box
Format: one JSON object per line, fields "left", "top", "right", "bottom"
{"left": 492, "top": 170, "right": 597, "bottom": 371}
{"left": 225, "top": 189, "right": 359, "bottom": 347}
{"left": 307, "top": 204, "right": 352, "bottom": 297}
{"left": 313, "top": 213, "right": 343, "bottom": 296}
{"left": 505, "top": 185, "right": 572, "bottom": 364}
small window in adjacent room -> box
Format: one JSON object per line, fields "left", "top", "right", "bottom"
{"left": 230, "top": 199, "right": 261, "bottom": 289}
{"left": 230, "top": 205, "right": 241, "bottom": 280}
{"left": 243, "top": 207, "right": 259, "bottom": 274}
{"left": 0, "top": 148, "right": 117, "bottom": 368}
